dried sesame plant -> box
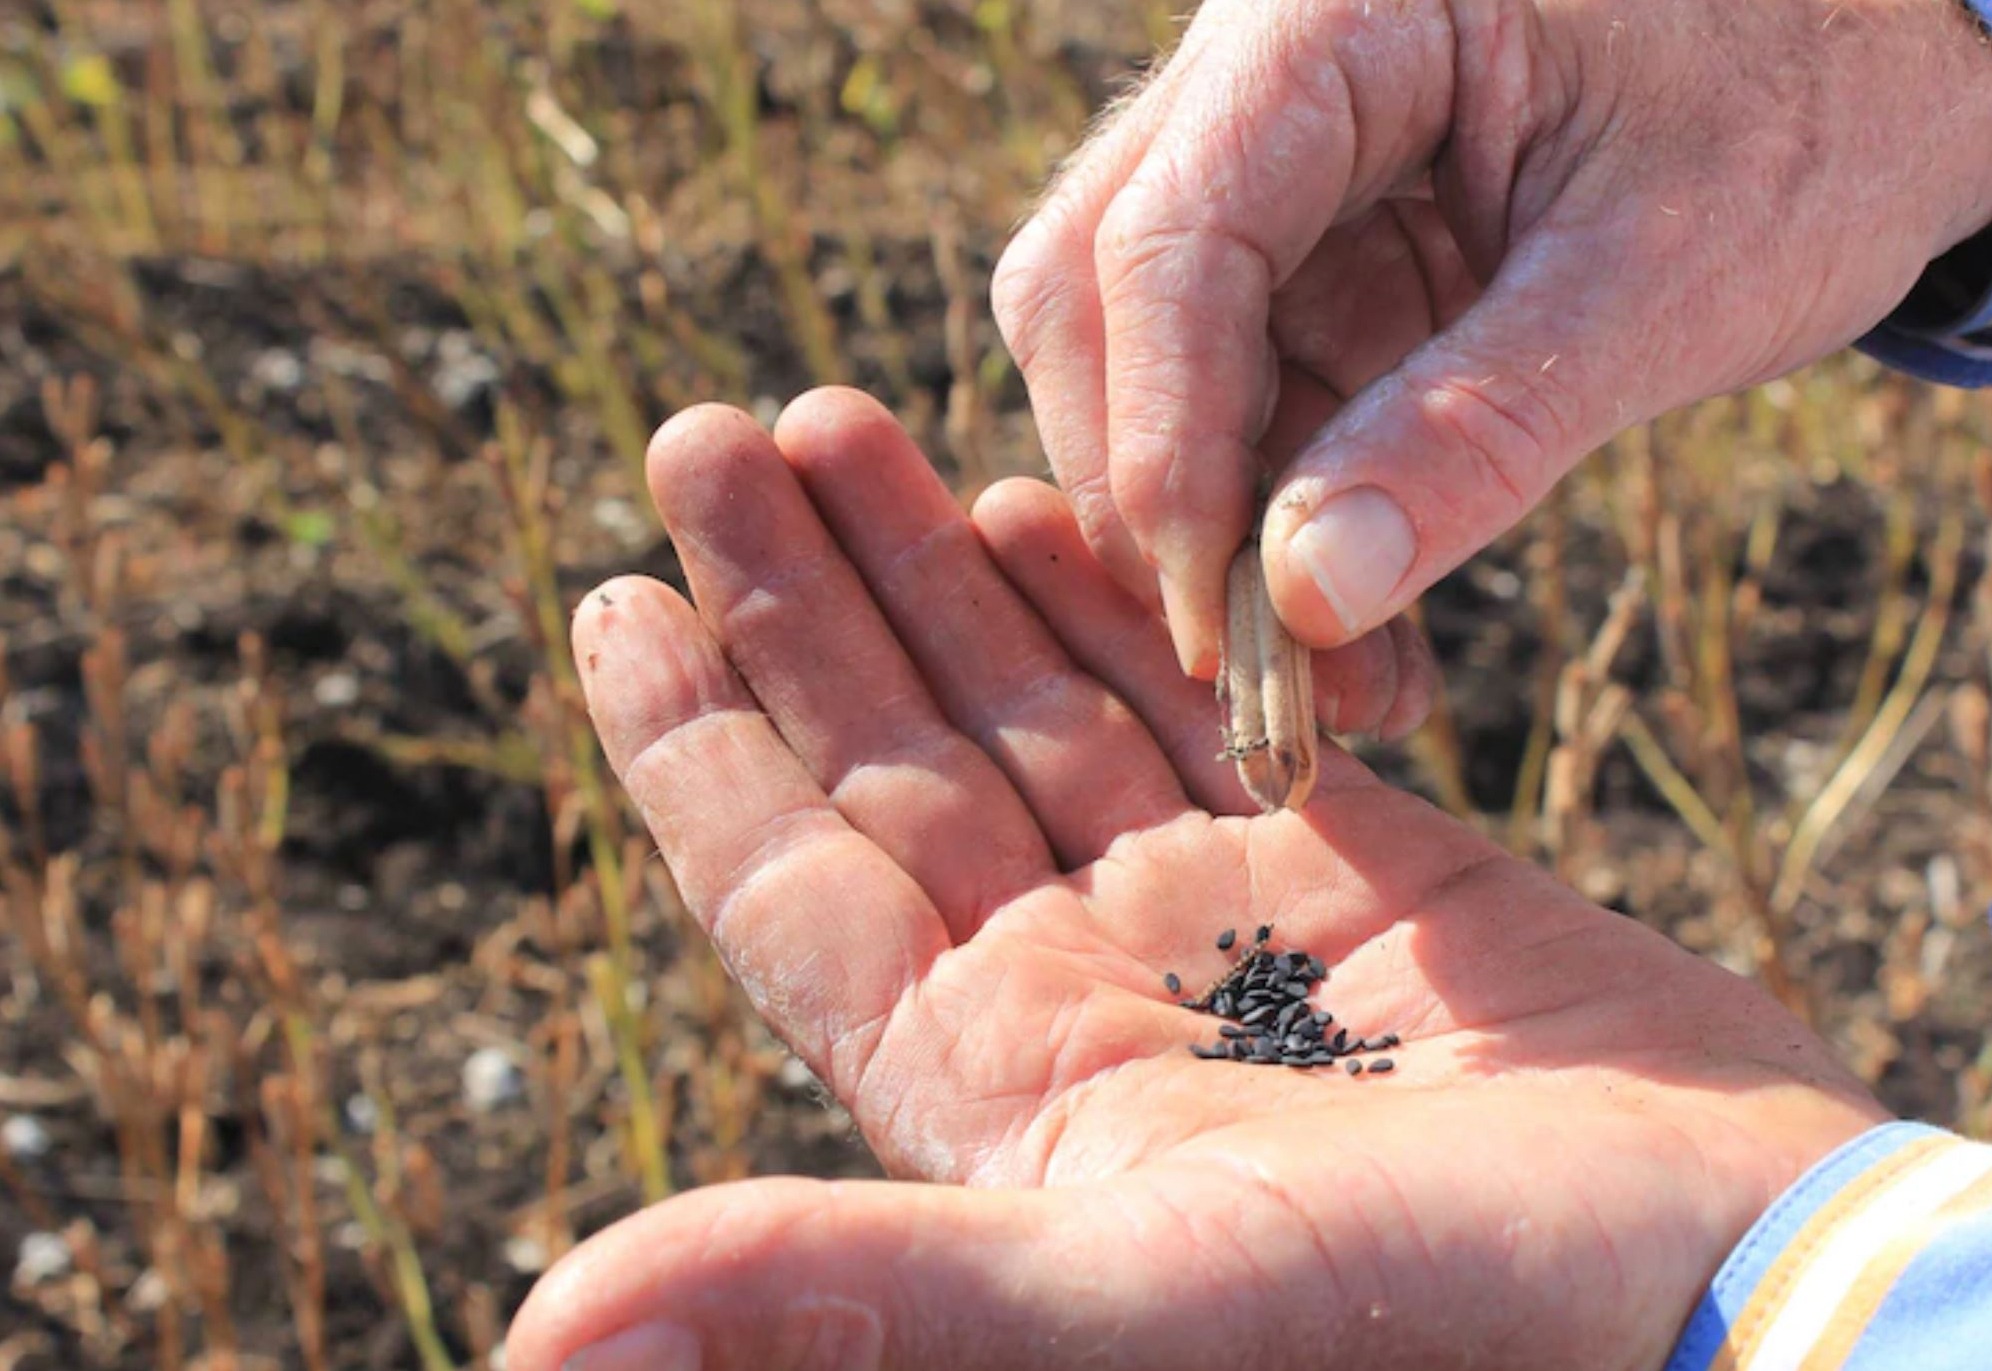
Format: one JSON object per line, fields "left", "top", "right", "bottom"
{"left": 4, "top": 5, "right": 1992, "bottom": 1371}
{"left": 1219, "top": 540, "right": 1318, "bottom": 814}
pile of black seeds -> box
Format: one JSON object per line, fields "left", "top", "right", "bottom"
{"left": 1169, "top": 925, "right": 1399, "bottom": 1074}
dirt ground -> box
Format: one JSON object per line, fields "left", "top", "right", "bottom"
{"left": 2, "top": 3, "right": 1990, "bottom": 1367}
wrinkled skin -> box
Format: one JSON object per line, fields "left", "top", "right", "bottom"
{"left": 990, "top": 0, "right": 1992, "bottom": 673}
{"left": 507, "top": 390, "right": 1887, "bottom": 1371}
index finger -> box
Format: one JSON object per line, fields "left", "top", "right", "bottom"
{"left": 574, "top": 577, "right": 948, "bottom": 1095}
{"left": 1096, "top": 0, "right": 1457, "bottom": 667}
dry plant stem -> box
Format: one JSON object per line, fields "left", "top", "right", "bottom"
{"left": 488, "top": 422, "right": 671, "bottom": 1204}
{"left": 1773, "top": 507, "right": 1967, "bottom": 915}
{"left": 1402, "top": 601, "right": 1479, "bottom": 823}
{"left": 1220, "top": 542, "right": 1317, "bottom": 813}
{"left": 690, "top": 0, "right": 843, "bottom": 383}
{"left": 1510, "top": 491, "right": 1572, "bottom": 854}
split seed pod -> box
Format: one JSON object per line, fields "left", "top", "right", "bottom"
{"left": 1218, "top": 542, "right": 1317, "bottom": 813}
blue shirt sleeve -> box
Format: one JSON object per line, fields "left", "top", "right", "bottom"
{"left": 1855, "top": 225, "right": 1992, "bottom": 387}
{"left": 1664, "top": 1122, "right": 1992, "bottom": 1371}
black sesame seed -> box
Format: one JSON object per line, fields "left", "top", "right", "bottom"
{"left": 1369, "top": 1058, "right": 1395, "bottom": 1074}
{"left": 1214, "top": 994, "right": 1236, "bottom": 1018}
{"left": 1346, "top": 1060, "right": 1364, "bottom": 1076}
{"left": 1312, "top": 1011, "right": 1333, "bottom": 1028}
{"left": 1216, "top": 929, "right": 1237, "bottom": 952}
{"left": 1164, "top": 972, "right": 1182, "bottom": 995}
{"left": 1380, "top": 1033, "right": 1400, "bottom": 1049}
{"left": 1332, "top": 1028, "right": 1350, "bottom": 1053}
{"left": 1241, "top": 1005, "right": 1274, "bottom": 1027}
{"left": 1255, "top": 924, "right": 1273, "bottom": 944}
{"left": 1219, "top": 1024, "right": 1250, "bottom": 1039}
{"left": 1308, "top": 956, "right": 1327, "bottom": 981}
{"left": 1190, "top": 1043, "right": 1227, "bottom": 1059}
{"left": 1307, "top": 1050, "right": 1337, "bottom": 1066}
{"left": 1283, "top": 979, "right": 1311, "bottom": 999}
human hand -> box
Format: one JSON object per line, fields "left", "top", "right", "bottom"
{"left": 508, "top": 388, "right": 1886, "bottom": 1371}
{"left": 991, "top": 0, "right": 1992, "bottom": 673}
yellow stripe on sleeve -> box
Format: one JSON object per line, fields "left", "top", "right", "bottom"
{"left": 1794, "top": 1168, "right": 1992, "bottom": 1371}
{"left": 1707, "top": 1135, "right": 1957, "bottom": 1371}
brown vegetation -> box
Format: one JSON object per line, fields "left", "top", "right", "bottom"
{"left": 0, "top": 2, "right": 1987, "bottom": 1367}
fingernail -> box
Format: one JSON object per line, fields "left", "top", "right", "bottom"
{"left": 563, "top": 1321, "right": 701, "bottom": 1371}
{"left": 1287, "top": 488, "right": 1415, "bottom": 637}
{"left": 1157, "top": 569, "right": 1215, "bottom": 677}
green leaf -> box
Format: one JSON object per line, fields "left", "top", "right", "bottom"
{"left": 972, "top": 0, "right": 1013, "bottom": 35}
{"left": 282, "top": 510, "right": 337, "bottom": 547}
{"left": 575, "top": 0, "right": 619, "bottom": 19}
{"left": 0, "top": 61, "right": 41, "bottom": 115}
{"left": 60, "top": 52, "right": 121, "bottom": 110}
{"left": 838, "top": 55, "right": 899, "bottom": 139}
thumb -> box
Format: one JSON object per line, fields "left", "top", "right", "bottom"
{"left": 1260, "top": 226, "right": 1688, "bottom": 647}
{"left": 504, "top": 1175, "right": 1260, "bottom": 1371}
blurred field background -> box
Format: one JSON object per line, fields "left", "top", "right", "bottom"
{"left": 2, "top": 1, "right": 1991, "bottom": 1367}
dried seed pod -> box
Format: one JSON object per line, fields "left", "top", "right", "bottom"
{"left": 1218, "top": 542, "right": 1317, "bottom": 812}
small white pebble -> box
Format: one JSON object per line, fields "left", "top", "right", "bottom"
{"left": 313, "top": 671, "right": 361, "bottom": 709}
{"left": 249, "top": 348, "right": 304, "bottom": 393}
{"left": 777, "top": 1056, "right": 818, "bottom": 1092}
{"left": 462, "top": 1048, "right": 524, "bottom": 1113}
{"left": 502, "top": 1235, "right": 548, "bottom": 1274}
{"left": 343, "top": 1094, "right": 379, "bottom": 1135}
{"left": 126, "top": 1268, "right": 170, "bottom": 1312}
{"left": 591, "top": 497, "right": 647, "bottom": 545}
{"left": 15, "top": 1232, "right": 70, "bottom": 1285}
{"left": 2, "top": 1114, "right": 52, "bottom": 1161}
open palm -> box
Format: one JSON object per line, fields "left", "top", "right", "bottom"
{"left": 508, "top": 389, "right": 1885, "bottom": 1371}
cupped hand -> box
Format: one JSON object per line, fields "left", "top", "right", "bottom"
{"left": 507, "top": 389, "right": 1886, "bottom": 1371}
{"left": 991, "top": 0, "right": 1992, "bottom": 672}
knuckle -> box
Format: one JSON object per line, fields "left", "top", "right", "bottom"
{"left": 1411, "top": 366, "right": 1572, "bottom": 517}
{"left": 991, "top": 217, "right": 1080, "bottom": 367}
{"left": 1065, "top": 466, "right": 1130, "bottom": 549}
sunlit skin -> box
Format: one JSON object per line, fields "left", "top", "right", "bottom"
{"left": 991, "top": 0, "right": 1992, "bottom": 672}
{"left": 505, "top": 389, "right": 1888, "bottom": 1371}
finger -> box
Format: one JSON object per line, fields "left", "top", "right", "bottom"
{"left": 1270, "top": 199, "right": 1480, "bottom": 400}
{"left": 647, "top": 404, "right": 1053, "bottom": 936}
{"left": 1263, "top": 371, "right": 1440, "bottom": 741}
{"left": 971, "top": 476, "right": 1382, "bottom": 815}
{"left": 507, "top": 1173, "right": 1328, "bottom": 1371}
{"left": 1095, "top": 2, "right": 1458, "bottom": 672}
{"left": 990, "top": 21, "right": 1218, "bottom": 613}
{"left": 573, "top": 577, "right": 947, "bottom": 1086}
{"left": 1261, "top": 222, "right": 1668, "bottom": 647}
{"left": 971, "top": 477, "right": 1251, "bottom": 813}
{"left": 1376, "top": 615, "right": 1439, "bottom": 743}
{"left": 773, "top": 389, "right": 1194, "bottom": 866}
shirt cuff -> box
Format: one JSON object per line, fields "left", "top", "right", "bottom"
{"left": 1855, "top": 221, "right": 1992, "bottom": 387}
{"left": 1664, "top": 1122, "right": 1992, "bottom": 1371}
